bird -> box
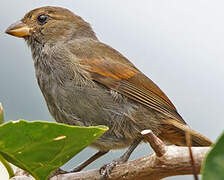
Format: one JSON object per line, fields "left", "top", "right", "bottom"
{"left": 5, "top": 6, "right": 212, "bottom": 177}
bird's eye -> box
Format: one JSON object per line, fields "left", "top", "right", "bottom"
{"left": 37, "top": 14, "right": 48, "bottom": 25}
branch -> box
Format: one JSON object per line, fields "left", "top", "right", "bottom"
{"left": 10, "top": 130, "right": 211, "bottom": 180}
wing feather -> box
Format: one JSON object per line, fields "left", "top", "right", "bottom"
{"left": 80, "top": 58, "right": 185, "bottom": 123}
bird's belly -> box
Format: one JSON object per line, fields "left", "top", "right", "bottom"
{"left": 39, "top": 78, "right": 163, "bottom": 151}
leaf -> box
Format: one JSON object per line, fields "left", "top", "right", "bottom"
{"left": 202, "top": 131, "right": 224, "bottom": 180}
{"left": 0, "top": 102, "right": 14, "bottom": 178}
{"left": 0, "top": 154, "right": 14, "bottom": 178}
{"left": 0, "top": 120, "right": 108, "bottom": 180}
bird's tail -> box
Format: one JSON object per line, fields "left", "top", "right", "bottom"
{"left": 158, "top": 119, "right": 213, "bottom": 146}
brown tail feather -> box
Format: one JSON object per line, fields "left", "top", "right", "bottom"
{"left": 158, "top": 119, "right": 213, "bottom": 146}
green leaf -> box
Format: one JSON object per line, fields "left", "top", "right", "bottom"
{"left": 0, "top": 103, "right": 4, "bottom": 124}
{"left": 0, "top": 120, "right": 108, "bottom": 180}
{"left": 202, "top": 131, "right": 224, "bottom": 180}
{"left": 0, "top": 103, "right": 14, "bottom": 178}
{"left": 0, "top": 154, "right": 14, "bottom": 178}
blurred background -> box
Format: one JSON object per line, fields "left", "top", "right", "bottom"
{"left": 1, "top": 1, "right": 224, "bottom": 179}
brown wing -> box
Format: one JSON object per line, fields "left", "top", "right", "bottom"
{"left": 79, "top": 57, "right": 185, "bottom": 123}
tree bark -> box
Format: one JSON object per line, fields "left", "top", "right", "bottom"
{"left": 11, "top": 130, "right": 211, "bottom": 180}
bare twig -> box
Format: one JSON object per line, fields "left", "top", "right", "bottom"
{"left": 141, "top": 129, "right": 166, "bottom": 157}
{"left": 186, "top": 131, "right": 198, "bottom": 180}
{"left": 10, "top": 146, "right": 210, "bottom": 180}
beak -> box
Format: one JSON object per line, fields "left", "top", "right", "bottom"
{"left": 5, "top": 20, "right": 31, "bottom": 38}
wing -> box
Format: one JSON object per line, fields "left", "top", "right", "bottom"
{"left": 70, "top": 40, "right": 185, "bottom": 123}
{"left": 79, "top": 60, "right": 185, "bottom": 124}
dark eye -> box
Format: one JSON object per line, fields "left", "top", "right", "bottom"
{"left": 37, "top": 14, "right": 48, "bottom": 24}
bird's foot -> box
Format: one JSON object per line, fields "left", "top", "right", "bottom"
{"left": 100, "top": 160, "right": 118, "bottom": 179}
{"left": 99, "top": 158, "right": 124, "bottom": 179}
{"left": 49, "top": 161, "right": 91, "bottom": 179}
{"left": 49, "top": 168, "right": 67, "bottom": 178}
{"left": 70, "top": 166, "right": 84, "bottom": 172}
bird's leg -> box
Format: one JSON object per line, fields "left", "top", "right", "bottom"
{"left": 100, "top": 137, "right": 143, "bottom": 178}
{"left": 70, "top": 150, "right": 109, "bottom": 172}
{"left": 50, "top": 150, "right": 109, "bottom": 178}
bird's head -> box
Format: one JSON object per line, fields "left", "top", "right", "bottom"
{"left": 5, "top": 6, "right": 97, "bottom": 45}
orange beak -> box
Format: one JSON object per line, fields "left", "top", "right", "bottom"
{"left": 5, "top": 21, "right": 31, "bottom": 38}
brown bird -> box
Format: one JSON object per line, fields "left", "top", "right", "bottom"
{"left": 5, "top": 6, "right": 212, "bottom": 177}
